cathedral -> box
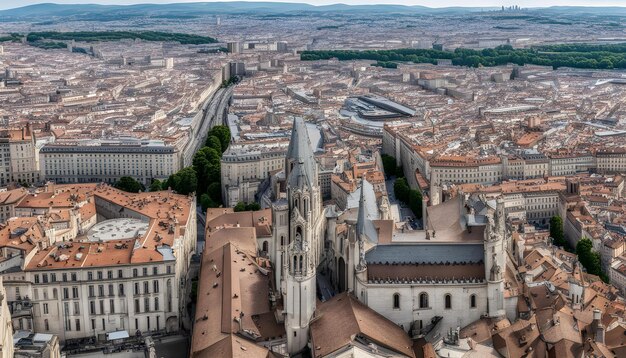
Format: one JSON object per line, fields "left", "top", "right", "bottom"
{"left": 269, "top": 117, "right": 509, "bottom": 354}
{"left": 192, "top": 117, "right": 510, "bottom": 357}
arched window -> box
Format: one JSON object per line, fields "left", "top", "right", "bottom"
{"left": 280, "top": 236, "right": 285, "bottom": 246}
{"left": 444, "top": 294, "right": 452, "bottom": 309}
{"left": 419, "top": 292, "right": 428, "bottom": 309}
{"left": 393, "top": 293, "right": 400, "bottom": 309}
{"left": 299, "top": 255, "right": 303, "bottom": 272}
{"left": 470, "top": 294, "right": 476, "bottom": 308}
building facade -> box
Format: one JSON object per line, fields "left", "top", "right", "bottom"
{"left": 40, "top": 141, "right": 180, "bottom": 186}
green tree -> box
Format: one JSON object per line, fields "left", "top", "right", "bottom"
{"left": 114, "top": 176, "right": 144, "bottom": 193}
{"left": 393, "top": 178, "right": 410, "bottom": 203}
{"left": 168, "top": 167, "right": 197, "bottom": 195}
{"left": 234, "top": 201, "right": 246, "bottom": 212}
{"left": 149, "top": 179, "right": 162, "bottom": 192}
{"left": 245, "top": 202, "right": 261, "bottom": 211}
{"left": 576, "top": 237, "right": 603, "bottom": 278}
{"left": 381, "top": 154, "right": 397, "bottom": 177}
{"left": 205, "top": 135, "right": 222, "bottom": 153}
{"left": 408, "top": 189, "right": 423, "bottom": 219}
{"left": 200, "top": 193, "right": 217, "bottom": 210}
{"left": 209, "top": 126, "right": 231, "bottom": 152}
{"left": 549, "top": 216, "right": 565, "bottom": 247}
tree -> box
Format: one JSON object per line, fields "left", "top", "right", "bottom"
{"left": 393, "top": 177, "right": 410, "bottom": 203}
{"left": 549, "top": 216, "right": 565, "bottom": 247}
{"left": 234, "top": 201, "right": 246, "bottom": 212}
{"left": 381, "top": 154, "right": 397, "bottom": 177}
{"left": 200, "top": 193, "right": 217, "bottom": 210}
{"left": 245, "top": 202, "right": 261, "bottom": 211}
{"left": 149, "top": 179, "right": 162, "bottom": 192}
{"left": 576, "top": 237, "right": 603, "bottom": 277}
{"left": 207, "top": 182, "right": 222, "bottom": 204}
{"left": 114, "top": 176, "right": 143, "bottom": 193}
{"left": 205, "top": 135, "right": 222, "bottom": 154}
{"left": 209, "top": 126, "right": 231, "bottom": 152}
{"left": 408, "top": 189, "right": 423, "bottom": 219}
{"left": 168, "top": 167, "right": 197, "bottom": 195}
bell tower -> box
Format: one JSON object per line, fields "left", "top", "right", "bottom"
{"left": 283, "top": 118, "right": 319, "bottom": 354}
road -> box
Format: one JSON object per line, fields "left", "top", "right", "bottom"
{"left": 182, "top": 86, "right": 234, "bottom": 166}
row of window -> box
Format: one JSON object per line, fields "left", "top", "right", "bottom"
{"left": 33, "top": 266, "right": 171, "bottom": 284}
{"left": 392, "top": 292, "right": 477, "bottom": 310}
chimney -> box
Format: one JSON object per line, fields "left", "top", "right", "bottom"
{"left": 593, "top": 309, "right": 605, "bottom": 344}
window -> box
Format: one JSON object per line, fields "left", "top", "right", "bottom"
{"left": 154, "top": 297, "right": 159, "bottom": 311}
{"left": 153, "top": 280, "right": 159, "bottom": 293}
{"left": 97, "top": 271, "right": 103, "bottom": 280}
{"left": 72, "top": 287, "right": 79, "bottom": 298}
{"left": 98, "top": 285, "right": 104, "bottom": 297}
{"left": 75, "top": 319, "right": 81, "bottom": 331}
{"left": 134, "top": 299, "right": 140, "bottom": 313}
{"left": 34, "top": 274, "right": 39, "bottom": 283}
{"left": 89, "top": 301, "right": 95, "bottom": 315}
{"left": 91, "top": 319, "right": 95, "bottom": 330}
{"left": 43, "top": 303, "right": 49, "bottom": 314}
{"left": 44, "top": 319, "right": 49, "bottom": 331}
{"left": 88, "top": 272, "right": 93, "bottom": 280}
{"left": 110, "top": 299, "right": 115, "bottom": 314}
{"left": 42, "top": 274, "right": 48, "bottom": 283}
{"left": 108, "top": 284, "right": 114, "bottom": 296}
{"left": 74, "top": 301, "right": 80, "bottom": 315}
{"left": 99, "top": 300, "right": 104, "bottom": 314}
{"left": 445, "top": 294, "right": 452, "bottom": 309}
{"left": 393, "top": 293, "right": 400, "bottom": 309}
{"left": 470, "top": 294, "right": 477, "bottom": 308}
{"left": 144, "top": 297, "right": 150, "bottom": 312}
{"left": 144, "top": 281, "right": 149, "bottom": 294}
{"left": 143, "top": 268, "right": 148, "bottom": 276}
{"left": 107, "top": 271, "right": 113, "bottom": 279}
{"left": 419, "top": 293, "right": 429, "bottom": 309}
{"left": 51, "top": 273, "right": 56, "bottom": 282}
{"left": 166, "top": 266, "right": 171, "bottom": 274}
{"left": 63, "top": 288, "right": 69, "bottom": 299}
{"left": 119, "top": 284, "right": 125, "bottom": 297}
{"left": 71, "top": 273, "right": 77, "bottom": 281}
{"left": 134, "top": 283, "right": 139, "bottom": 295}
{"left": 118, "top": 270, "right": 123, "bottom": 278}
{"left": 153, "top": 267, "right": 158, "bottom": 275}
{"left": 133, "top": 269, "right": 138, "bottom": 278}
{"left": 89, "top": 285, "right": 95, "bottom": 297}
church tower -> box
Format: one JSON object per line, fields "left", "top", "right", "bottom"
{"left": 284, "top": 118, "right": 319, "bottom": 354}
{"left": 484, "top": 196, "right": 506, "bottom": 318}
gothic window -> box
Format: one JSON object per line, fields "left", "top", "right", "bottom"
{"left": 470, "top": 294, "right": 477, "bottom": 308}
{"left": 444, "top": 294, "right": 452, "bottom": 309}
{"left": 419, "top": 292, "right": 429, "bottom": 309}
{"left": 280, "top": 236, "right": 285, "bottom": 246}
{"left": 299, "top": 255, "right": 303, "bottom": 272}
{"left": 393, "top": 293, "right": 400, "bottom": 309}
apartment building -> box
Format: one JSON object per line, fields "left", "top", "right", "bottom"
{"left": 0, "top": 183, "right": 197, "bottom": 342}
{"left": 596, "top": 149, "right": 626, "bottom": 174}
{"left": 221, "top": 142, "right": 288, "bottom": 207}
{"left": 0, "top": 125, "right": 40, "bottom": 187}
{"left": 40, "top": 140, "right": 180, "bottom": 186}
{"left": 0, "top": 277, "right": 14, "bottom": 358}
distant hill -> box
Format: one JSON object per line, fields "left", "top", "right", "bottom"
{"left": 1, "top": 2, "right": 625, "bottom": 22}
{"left": 0, "top": 2, "right": 500, "bottom": 21}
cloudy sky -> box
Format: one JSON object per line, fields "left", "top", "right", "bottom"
{"left": 0, "top": 0, "right": 624, "bottom": 10}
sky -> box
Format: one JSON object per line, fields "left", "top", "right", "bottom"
{"left": 1, "top": 0, "right": 625, "bottom": 11}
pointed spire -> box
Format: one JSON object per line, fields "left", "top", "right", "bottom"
{"left": 356, "top": 177, "right": 378, "bottom": 243}
{"left": 286, "top": 117, "right": 318, "bottom": 189}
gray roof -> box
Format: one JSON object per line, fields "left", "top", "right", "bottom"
{"left": 356, "top": 178, "right": 379, "bottom": 244}
{"left": 365, "top": 243, "right": 484, "bottom": 264}
{"left": 287, "top": 117, "right": 318, "bottom": 189}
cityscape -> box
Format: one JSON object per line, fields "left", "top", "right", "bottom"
{"left": 0, "top": 1, "right": 626, "bottom": 357}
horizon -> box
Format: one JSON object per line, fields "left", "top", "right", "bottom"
{"left": 2, "top": 0, "right": 626, "bottom": 11}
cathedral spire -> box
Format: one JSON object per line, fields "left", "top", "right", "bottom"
{"left": 356, "top": 177, "right": 378, "bottom": 244}
{"left": 286, "top": 117, "right": 317, "bottom": 189}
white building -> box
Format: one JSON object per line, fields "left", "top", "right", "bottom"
{"left": 0, "top": 184, "right": 196, "bottom": 342}
{"left": 0, "top": 125, "right": 40, "bottom": 186}
{"left": 40, "top": 140, "right": 180, "bottom": 186}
